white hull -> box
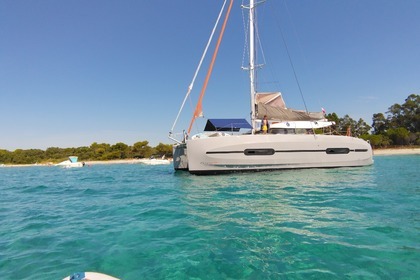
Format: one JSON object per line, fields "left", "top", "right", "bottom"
{"left": 177, "top": 134, "right": 373, "bottom": 174}
{"left": 56, "top": 160, "right": 84, "bottom": 168}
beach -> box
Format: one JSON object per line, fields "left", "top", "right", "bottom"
{"left": 373, "top": 147, "right": 420, "bottom": 156}
{"left": 0, "top": 158, "right": 171, "bottom": 168}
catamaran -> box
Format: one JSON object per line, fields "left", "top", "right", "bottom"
{"left": 169, "top": 0, "right": 373, "bottom": 175}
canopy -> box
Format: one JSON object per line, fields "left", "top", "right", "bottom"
{"left": 257, "top": 103, "right": 325, "bottom": 121}
{"left": 255, "top": 92, "right": 324, "bottom": 121}
{"left": 204, "top": 119, "right": 252, "bottom": 132}
{"left": 255, "top": 92, "right": 286, "bottom": 108}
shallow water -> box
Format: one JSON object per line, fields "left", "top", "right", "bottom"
{"left": 0, "top": 155, "right": 419, "bottom": 279}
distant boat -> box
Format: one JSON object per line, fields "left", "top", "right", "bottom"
{"left": 169, "top": 0, "right": 373, "bottom": 174}
{"left": 140, "top": 155, "right": 171, "bottom": 165}
{"left": 56, "top": 156, "right": 85, "bottom": 168}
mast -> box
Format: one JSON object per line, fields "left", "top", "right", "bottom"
{"left": 249, "top": 0, "right": 256, "bottom": 133}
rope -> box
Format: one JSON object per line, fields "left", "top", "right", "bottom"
{"left": 187, "top": 0, "right": 235, "bottom": 134}
{"left": 170, "top": 0, "right": 228, "bottom": 134}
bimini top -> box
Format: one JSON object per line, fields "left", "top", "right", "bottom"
{"left": 204, "top": 119, "right": 252, "bottom": 132}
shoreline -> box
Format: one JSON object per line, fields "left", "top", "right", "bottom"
{"left": 0, "top": 158, "right": 172, "bottom": 168}
{"left": 373, "top": 147, "right": 420, "bottom": 156}
{"left": 1, "top": 148, "right": 418, "bottom": 168}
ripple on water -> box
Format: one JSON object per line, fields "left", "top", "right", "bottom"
{"left": 0, "top": 158, "right": 419, "bottom": 279}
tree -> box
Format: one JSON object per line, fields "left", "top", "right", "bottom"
{"left": 339, "top": 114, "right": 357, "bottom": 135}
{"left": 45, "top": 147, "right": 65, "bottom": 161}
{"left": 0, "top": 149, "right": 12, "bottom": 163}
{"left": 325, "top": 112, "right": 339, "bottom": 124}
{"left": 111, "top": 142, "right": 129, "bottom": 159}
{"left": 387, "top": 94, "right": 420, "bottom": 132}
{"left": 155, "top": 143, "right": 173, "bottom": 157}
{"left": 365, "top": 134, "right": 391, "bottom": 148}
{"left": 355, "top": 118, "right": 371, "bottom": 137}
{"left": 90, "top": 142, "right": 111, "bottom": 160}
{"left": 372, "top": 113, "right": 388, "bottom": 135}
{"left": 75, "top": 146, "right": 94, "bottom": 160}
{"left": 401, "top": 94, "right": 419, "bottom": 133}
{"left": 132, "top": 141, "right": 153, "bottom": 158}
{"left": 386, "top": 127, "right": 410, "bottom": 145}
{"left": 387, "top": 103, "right": 404, "bottom": 129}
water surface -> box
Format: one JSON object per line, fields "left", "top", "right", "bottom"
{"left": 0, "top": 155, "right": 419, "bottom": 279}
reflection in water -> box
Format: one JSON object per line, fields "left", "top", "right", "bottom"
{"left": 172, "top": 167, "right": 393, "bottom": 278}
{"left": 178, "top": 167, "right": 377, "bottom": 241}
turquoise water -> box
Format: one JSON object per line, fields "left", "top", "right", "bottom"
{"left": 0, "top": 155, "right": 419, "bottom": 279}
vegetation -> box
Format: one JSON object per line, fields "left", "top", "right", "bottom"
{"left": 324, "top": 94, "right": 419, "bottom": 148}
{"left": 0, "top": 141, "right": 173, "bottom": 165}
{"left": 0, "top": 94, "right": 418, "bottom": 165}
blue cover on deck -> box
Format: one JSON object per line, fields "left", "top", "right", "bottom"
{"left": 204, "top": 119, "right": 252, "bottom": 132}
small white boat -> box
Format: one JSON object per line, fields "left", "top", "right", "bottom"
{"left": 140, "top": 156, "right": 171, "bottom": 165}
{"left": 56, "top": 156, "right": 85, "bottom": 168}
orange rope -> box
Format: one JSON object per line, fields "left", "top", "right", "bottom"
{"left": 187, "top": 0, "right": 234, "bottom": 134}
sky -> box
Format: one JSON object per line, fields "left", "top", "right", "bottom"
{"left": 1, "top": 0, "right": 419, "bottom": 151}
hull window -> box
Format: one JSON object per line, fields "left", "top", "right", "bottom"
{"left": 326, "top": 148, "right": 350, "bottom": 154}
{"left": 244, "top": 149, "right": 275, "bottom": 156}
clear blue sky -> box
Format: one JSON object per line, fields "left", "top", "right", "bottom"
{"left": 1, "top": 0, "right": 419, "bottom": 151}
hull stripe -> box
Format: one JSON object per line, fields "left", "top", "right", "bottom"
{"left": 206, "top": 149, "right": 368, "bottom": 155}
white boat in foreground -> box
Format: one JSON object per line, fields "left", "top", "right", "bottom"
{"left": 56, "top": 156, "right": 85, "bottom": 168}
{"left": 63, "top": 272, "right": 119, "bottom": 280}
{"left": 170, "top": 0, "right": 373, "bottom": 175}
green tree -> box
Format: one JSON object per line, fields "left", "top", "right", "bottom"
{"left": 401, "top": 94, "right": 419, "bottom": 133}
{"left": 355, "top": 118, "right": 371, "bottom": 137}
{"left": 387, "top": 103, "right": 404, "bottom": 129}
{"left": 325, "top": 112, "right": 340, "bottom": 134}
{"left": 386, "top": 127, "right": 410, "bottom": 145}
{"left": 10, "top": 149, "right": 45, "bottom": 164}
{"left": 75, "top": 146, "right": 93, "bottom": 161}
{"left": 101, "top": 151, "right": 121, "bottom": 160}
{"left": 90, "top": 142, "right": 111, "bottom": 160}
{"left": 111, "top": 142, "right": 129, "bottom": 159}
{"left": 132, "top": 141, "right": 153, "bottom": 158}
{"left": 0, "top": 149, "right": 13, "bottom": 163}
{"left": 386, "top": 94, "right": 420, "bottom": 133}
{"left": 364, "top": 134, "right": 391, "bottom": 148}
{"left": 372, "top": 113, "right": 388, "bottom": 135}
{"left": 155, "top": 143, "right": 173, "bottom": 157}
{"left": 339, "top": 114, "right": 357, "bottom": 135}
{"left": 45, "top": 147, "right": 65, "bottom": 161}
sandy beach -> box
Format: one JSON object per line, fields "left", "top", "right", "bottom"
{"left": 0, "top": 158, "right": 172, "bottom": 168}
{"left": 373, "top": 147, "right": 420, "bottom": 156}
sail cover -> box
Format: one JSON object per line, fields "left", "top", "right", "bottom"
{"left": 255, "top": 92, "right": 286, "bottom": 108}
{"left": 255, "top": 92, "right": 324, "bottom": 121}
{"left": 204, "top": 119, "right": 252, "bottom": 132}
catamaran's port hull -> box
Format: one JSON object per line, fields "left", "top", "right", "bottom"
{"left": 173, "top": 143, "right": 189, "bottom": 171}
{"left": 174, "top": 134, "right": 373, "bottom": 175}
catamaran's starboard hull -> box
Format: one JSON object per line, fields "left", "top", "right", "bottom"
{"left": 178, "top": 134, "right": 373, "bottom": 175}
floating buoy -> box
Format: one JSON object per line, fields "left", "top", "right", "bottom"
{"left": 63, "top": 272, "right": 120, "bottom": 280}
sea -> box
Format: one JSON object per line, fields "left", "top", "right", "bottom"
{"left": 0, "top": 155, "right": 419, "bottom": 280}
